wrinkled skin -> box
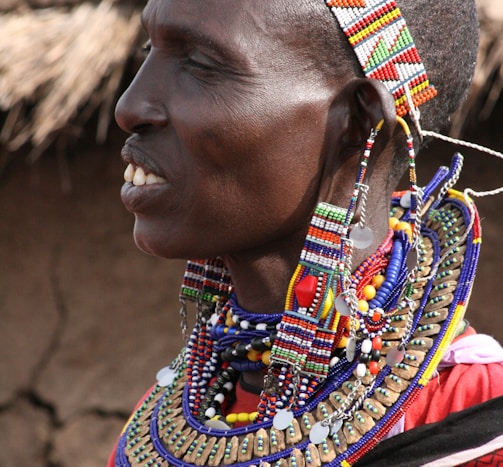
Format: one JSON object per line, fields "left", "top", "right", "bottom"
{"left": 115, "top": 0, "right": 397, "bottom": 315}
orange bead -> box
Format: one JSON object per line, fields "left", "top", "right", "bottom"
{"left": 371, "top": 311, "right": 382, "bottom": 323}
{"left": 247, "top": 349, "right": 262, "bottom": 362}
{"left": 261, "top": 350, "right": 271, "bottom": 366}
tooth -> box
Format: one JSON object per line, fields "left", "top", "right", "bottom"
{"left": 133, "top": 167, "right": 146, "bottom": 186}
{"left": 146, "top": 173, "right": 168, "bottom": 185}
{"left": 124, "top": 163, "right": 135, "bottom": 183}
{"left": 146, "top": 173, "right": 159, "bottom": 185}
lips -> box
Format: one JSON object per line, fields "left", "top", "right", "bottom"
{"left": 120, "top": 142, "right": 171, "bottom": 213}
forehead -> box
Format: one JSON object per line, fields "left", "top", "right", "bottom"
{"left": 142, "top": 0, "right": 312, "bottom": 56}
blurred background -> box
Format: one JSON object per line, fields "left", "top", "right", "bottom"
{"left": 0, "top": 0, "right": 502, "bottom": 465}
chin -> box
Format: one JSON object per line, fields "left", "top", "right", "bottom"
{"left": 132, "top": 216, "right": 201, "bottom": 260}
{"left": 133, "top": 216, "right": 174, "bottom": 258}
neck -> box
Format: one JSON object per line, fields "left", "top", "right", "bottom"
{"left": 223, "top": 196, "right": 392, "bottom": 315}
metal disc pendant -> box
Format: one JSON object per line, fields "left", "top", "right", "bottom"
{"left": 273, "top": 409, "right": 294, "bottom": 430}
{"left": 346, "top": 337, "right": 357, "bottom": 362}
{"left": 205, "top": 418, "right": 231, "bottom": 430}
{"left": 335, "top": 294, "right": 351, "bottom": 316}
{"left": 400, "top": 191, "right": 412, "bottom": 208}
{"left": 330, "top": 418, "right": 344, "bottom": 435}
{"left": 350, "top": 225, "right": 374, "bottom": 249}
{"left": 407, "top": 247, "right": 419, "bottom": 273}
{"left": 156, "top": 366, "right": 176, "bottom": 387}
{"left": 309, "top": 421, "right": 330, "bottom": 444}
{"left": 386, "top": 344, "right": 406, "bottom": 366}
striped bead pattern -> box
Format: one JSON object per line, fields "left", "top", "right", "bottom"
{"left": 325, "top": 0, "right": 437, "bottom": 116}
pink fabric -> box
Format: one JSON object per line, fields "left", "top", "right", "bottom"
{"left": 437, "top": 333, "right": 503, "bottom": 370}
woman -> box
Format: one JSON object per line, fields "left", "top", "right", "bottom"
{"left": 111, "top": 0, "right": 503, "bottom": 465}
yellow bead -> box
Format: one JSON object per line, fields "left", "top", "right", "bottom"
{"left": 358, "top": 299, "right": 369, "bottom": 312}
{"left": 320, "top": 288, "right": 334, "bottom": 319}
{"left": 337, "top": 335, "right": 348, "bottom": 349}
{"left": 396, "top": 221, "right": 411, "bottom": 232}
{"left": 237, "top": 412, "right": 250, "bottom": 423}
{"left": 225, "top": 315, "right": 234, "bottom": 327}
{"left": 226, "top": 413, "right": 238, "bottom": 424}
{"left": 363, "top": 285, "right": 376, "bottom": 300}
{"left": 249, "top": 412, "right": 258, "bottom": 422}
{"left": 389, "top": 217, "right": 400, "bottom": 229}
{"left": 372, "top": 274, "right": 385, "bottom": 288}
{"left": 261, "top": 350, "right": 271, "bottom": 366}
{"left": 247, "top": 349, "right": 262, "bottom": 362}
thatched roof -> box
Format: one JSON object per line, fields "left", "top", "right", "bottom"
{"left": 0, "top": 0, "right": 501, "bottom": 159}
{"left": 0, "top": 0, "right": 142, "bottom": 160}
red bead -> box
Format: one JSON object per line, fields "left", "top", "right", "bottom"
{"left": 368, "top": 361, "right": 380, "bottom": 375}
{"left": 372, "top": 336, "right": 382, "bottom": 351}
{"left": 295, "top": 275, "right": 318, "bottom": 308}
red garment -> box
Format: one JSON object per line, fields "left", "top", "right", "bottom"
{"left": 405, "top": 360, "right": 503, "bottom": 429}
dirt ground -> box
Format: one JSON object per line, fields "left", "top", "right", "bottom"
{"left": 0, "top": 113, "right": 502, "bottom": 465}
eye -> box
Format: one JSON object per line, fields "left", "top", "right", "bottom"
{"left": 184, "top": 48, "right": 220, "bottom": 71}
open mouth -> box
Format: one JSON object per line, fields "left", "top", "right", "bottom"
{"left": 124, "top": 163, "right": 168, "bottom": 186}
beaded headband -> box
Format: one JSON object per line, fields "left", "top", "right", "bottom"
{"left": 325, "top": 0, "right": 437, "bottom": 116}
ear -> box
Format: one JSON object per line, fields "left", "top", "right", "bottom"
{"left": 319, "top": 78, "right": 397, "bottom": 204}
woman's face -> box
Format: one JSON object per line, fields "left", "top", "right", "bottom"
{"left": 115, "top": 0, "right": 337, "bottom": 259}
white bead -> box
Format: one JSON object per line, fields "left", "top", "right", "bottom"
{"left": 204, "top": 407, "right": 216, "bottom": 418}
{"left": 240, "top": 320, "right": 250, "bottom": 330}
{"left": 361, "top": 339, "right": 372, "bottom": 354}
{"left": 356, "top": 363, "right": 367, "bottom": 378}
{"left": 330, "top": 356, "right": 340, "bottom": 367}
{"left": 209, "top": 313, "right": 219, "bottom": 326}
{"left": 223, "top": 382, "right": 233, "bottom": 391}
{"left": 256, "top": 323, "right": 267, "bottom": 331}
{"left": 214, "top": 393, "right": 225, "bottom": 403}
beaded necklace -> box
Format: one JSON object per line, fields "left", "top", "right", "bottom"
{"left": 114, "top": 165, "right": 482, "bottom": 467}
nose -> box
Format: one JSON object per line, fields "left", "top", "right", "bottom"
{"left": 115, "top": 57, "right": 169, "bottom": 134}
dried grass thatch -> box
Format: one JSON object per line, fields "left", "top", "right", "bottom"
{"left": 0, "top": 0, "right": 141, "bottom": 160}
{"left": 0, "top": 0, "right": 501, "bottom": 160}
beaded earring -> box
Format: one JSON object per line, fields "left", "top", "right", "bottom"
{"left": 179, "top": 258, "right": 233, "bottom": 341}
